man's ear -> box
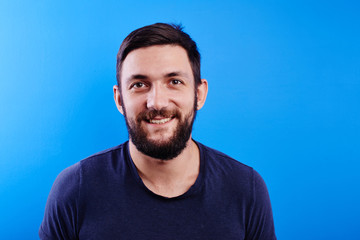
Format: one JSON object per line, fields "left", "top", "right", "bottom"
{"left": 196, "top": 79, "right": 208, "bottom": 110}
{"left": 113, "top": 85, "right": 124, "bottom": 115}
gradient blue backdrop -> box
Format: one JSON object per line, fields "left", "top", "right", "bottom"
{"left": 1, "top": 0, "right": 359, "bottom": 239}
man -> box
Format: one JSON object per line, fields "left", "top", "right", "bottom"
{"left": 39, "top": 23, "right": 276, "bottom": 239}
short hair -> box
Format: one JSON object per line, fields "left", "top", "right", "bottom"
{"left": 116, "top": 23, "right": 201, "bottom": 88}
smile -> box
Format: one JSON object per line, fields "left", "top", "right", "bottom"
{"left": 149, "top": 117, "right": 173, "bottom": 124}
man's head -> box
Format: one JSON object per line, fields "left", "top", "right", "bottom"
{"left": 114, "top": 23, "right": 208, "bottom": 160}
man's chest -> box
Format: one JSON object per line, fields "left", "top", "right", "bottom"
{"left": 78, "top": 189, "right": 246, "bottom": 240}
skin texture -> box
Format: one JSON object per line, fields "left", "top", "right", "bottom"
{"left": 113, "top": 45, "right": 208, "bottom": 197}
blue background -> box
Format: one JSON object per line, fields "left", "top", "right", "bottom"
{"left": 1, "top": 0, "right": 359, "bottom": 239}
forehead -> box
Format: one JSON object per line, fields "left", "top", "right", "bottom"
{"left": 121, "top": 45, "right": 193, "bottom": 81}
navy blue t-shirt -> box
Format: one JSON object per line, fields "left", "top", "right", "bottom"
{"left": 39, "top": 141, "right": 276, "bottom": 239}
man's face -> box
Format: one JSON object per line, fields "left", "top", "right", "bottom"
{"left": 117, "top": 45, "right": 200, "bottom": 160}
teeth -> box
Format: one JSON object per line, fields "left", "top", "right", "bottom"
{"left": 149, "top": 118, "right": 172, "bottom": 124}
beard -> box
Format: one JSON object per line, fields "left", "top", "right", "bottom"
{"left": 122, "top": 97, "right": 197, "bottom": 160}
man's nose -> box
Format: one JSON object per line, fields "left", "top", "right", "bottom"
{"left": 146, "top": 85, "right": 169, "bottom": 110}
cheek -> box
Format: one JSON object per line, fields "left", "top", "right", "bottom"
{"left": 126, "top": 104, "right": 142, "bottom": 116}
{"left": 122, "top": 95, "right": 145, "bottom": 112}
{"left": 176, "top": 93, "right": 196, "bottom": 107}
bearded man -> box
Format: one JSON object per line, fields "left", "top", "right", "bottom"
{"left": 39, "top": 23, "right": 276, "bottom": 240}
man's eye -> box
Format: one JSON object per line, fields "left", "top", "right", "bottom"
{"left": 170, "top": 79, "right": 182, "bottom": 85}
{"left": 132, "top": 82, "right": 145, "bottom": 89}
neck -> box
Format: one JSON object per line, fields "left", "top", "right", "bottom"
{"left": 128, "top": 137, "right": 200, "bottom": 198}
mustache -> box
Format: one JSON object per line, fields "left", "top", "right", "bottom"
{"left": 136, "top": 109, "right": 180, "bottom": 122}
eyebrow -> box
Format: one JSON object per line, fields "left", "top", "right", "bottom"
{"left": 166, "top": 72, "right": 181, "bottom": 78}
{"left": 128, "top": 74, "right": 148, "bottom": 80}
{"left": 125, "top": 74, "right": 148, "bottom": 84}
{"left": 165, "top": 71, "right": 190, "bottom": 79}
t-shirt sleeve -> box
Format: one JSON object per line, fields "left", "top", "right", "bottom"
{"left": 245, "top": 169, "right": 277, "bottom": 240}
{"left": 39, "top": 163, "right": 80, "bottom": 240}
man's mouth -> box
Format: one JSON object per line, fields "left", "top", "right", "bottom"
{"left": 148, "top": 117, "right": 173, "bottom": 124}
{"left": 138, "top": 109, "right": 179, "bottom": 125}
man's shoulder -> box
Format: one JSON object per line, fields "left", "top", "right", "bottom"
{"left": 197, "top": 141, "right": 253, "bottom": 173}
{"left": 196, "top": 142, "right": 273, "bottom": 215}
{"left": 54, "top": 142, "right": 128, "bottom": 185}
{"left": 78, "top": 142, "right": 129, "bottom": 177}
{"left": 196, "top": 141, "right": 267, "bottom": 191}
{"left": 81, "top": 142, "right": 128, "bottom": 163}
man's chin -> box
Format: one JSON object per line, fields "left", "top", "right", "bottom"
{"left": 130, "top": 134, "right": 191, "bottom": 160}
{"left": 145, "top": 134, "right": 175, "bottom": 144}
{"left": 133, "top": 141, "right": 183, "bottom": 160}
{"left": 142, "top": 138, "right": 177, "bottom": 150}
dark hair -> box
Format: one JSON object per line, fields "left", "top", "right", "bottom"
{"left": 116, "top": 23, "right": 201, "bottom": 87}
